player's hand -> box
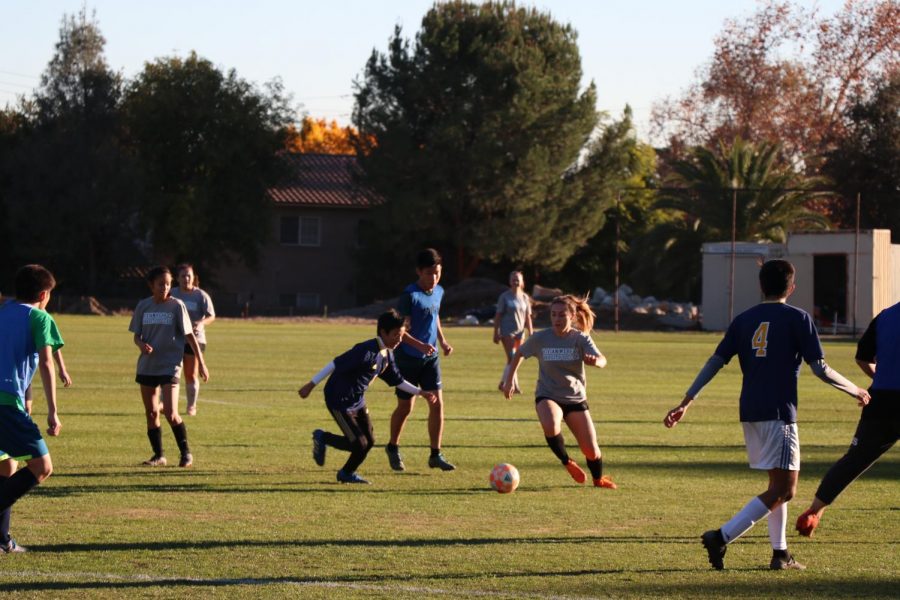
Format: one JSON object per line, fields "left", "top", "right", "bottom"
{"left": 855, "top": 387, "right": 870, "bottom": 407}
{"left": 141, "top": 343, "right": 153, "bottom": 354}
{"left": 584, "top": 354, "right": 607, "bottom": 368}
{"left": 298, "top": 382, "right": 315, "bottom": 399}
{"left": 199, "top": 363, "right": 210, "bottom": 383}
{"left": 441, "top": 340, "right": 453, "bottom": 357}
{"left": 47, "top": 413, "right": 61, "bottom": 437}
{"left": 501, "top": 379, "right": 514, "bottom": 400}
{"left": 59, "top": 371, "right": 73, "bottom": 387}
{"left": 664, "top": 403, "right": 689, "bottom": 428}
{"left": 493, "top": 331, "right": 500, "bottom": 344}
{"left": 420, "top": 390, "right": 438, "bottom": 404}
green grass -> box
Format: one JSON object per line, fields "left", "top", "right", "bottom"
{"left": 1, "top": 316, "right": 897, "bottom": 599}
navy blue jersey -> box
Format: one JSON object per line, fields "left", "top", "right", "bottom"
{"left": 856, "top": 301, "right": 900, "bottom": 391}
{"left": 323, "top": 338, "right": 405, "bottom": 411}
{"left": 715, "top": 302, "right": 824, "bottom": 423}
{"left": 397, "top": 283, "right": 443, "bottom": 359}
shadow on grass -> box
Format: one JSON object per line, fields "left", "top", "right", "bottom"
{"left": 0, "top": 566, "right": 896, "bottom": 598}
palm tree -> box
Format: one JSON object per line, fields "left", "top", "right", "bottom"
{"left": 630, "top": 137, "right": 830, "bottom": 301}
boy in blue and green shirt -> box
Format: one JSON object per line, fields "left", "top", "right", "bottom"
{"left": 0, "top": 264, "right": 65, "bottom": 553}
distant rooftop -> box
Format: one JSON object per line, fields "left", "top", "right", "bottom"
{"left": 267, "top": 153, "right": 382, "bottom": 208}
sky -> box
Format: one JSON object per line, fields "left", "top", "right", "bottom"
{"left": 0, "top": 1, "right": 846, "bottom": 141}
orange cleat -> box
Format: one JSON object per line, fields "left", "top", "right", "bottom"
{"left": 593, "top": 475, "right": 617, "bottom": 489}
{"left": 795, "top": 509, "right": 820, "bottom": 537}
{"left": 564, "top": 459, "right": 586, "bottom": 484}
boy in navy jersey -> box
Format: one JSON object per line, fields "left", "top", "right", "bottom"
{"left": 664, "top": 259, "right": 870, "bottom": 571}
{"left": 796, "top": 300, "right": 900, "bottom": 537}
{"left": 299, "top": 310, "right": 436, "bottom": 484}
{"left": 385, "top": 248, "right": 455, "bottom": 472}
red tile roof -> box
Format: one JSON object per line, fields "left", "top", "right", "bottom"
{"left": 267, "top": 153, "right": 381, "bottom": 208}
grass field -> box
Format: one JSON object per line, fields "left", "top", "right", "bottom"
{"left": 0, "top": 316, "right": 897, "bottom": 599}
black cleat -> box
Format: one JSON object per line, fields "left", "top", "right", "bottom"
{"left": 428, "top": 452, "right": 456, "bottom": 471}
{"left": 701, "top": 529, "right": 727, "bottom": 570}
{"left": 312, "top": 429, "right": 326, "bottom": 466}
{"left": 385, "top": 445, "right": 405, "bottom": 471}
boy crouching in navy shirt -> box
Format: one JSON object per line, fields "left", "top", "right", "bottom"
{"left": 298, "top": 310, "right": 437, "bottom": 484}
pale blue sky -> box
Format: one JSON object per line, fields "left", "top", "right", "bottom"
{"left": 0, "top": 1, "right": 844, "bottom": 140}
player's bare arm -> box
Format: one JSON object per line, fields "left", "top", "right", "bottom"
{"left": 855, "top": 359, "right": 876, "bottom": 379}
{"left": 134, "top": 333, "right": 153, "bottom": 354}
{"left": 401, "top": 331, "right": 436, "bottom": 356}
{"left": 437, "top": 320, "right": 452, "bottom": 356}
{"left": 38, "top": 345, "right": 61, "bottom": 436}
{"left": 584, "top": 353, "right": 607, "bottom": 368}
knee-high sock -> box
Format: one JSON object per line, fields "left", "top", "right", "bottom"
{"left": 342, "top": 440, "right": 372, "bottom": 474}
{"left": 323, "top": 431, "right": 352, "bottom": 451}
{"left": 586, "top": 458, "right": 603, "bottom": 480}
{"left": 545, "top": 434, "right": 570, "bottom": 464}
{"left": 186, "top": 382, "right": 199, "bottom": 408}
{"left": 148, "top": 427, "right": 163, "bottom": 457}
{"left": 768, "top": 502, "right": 788, "bottom": 550}
{"left": 0, "top": 475, "right": 9, "bottom": 543}
{"left": 170, "top": 421, "right": 190, "bottom": 455}
{"left": 0, "top": 469, "right": 39, "bottom": 513}
{"left": 721, "top": 497, "right": 770, "bottom": 544}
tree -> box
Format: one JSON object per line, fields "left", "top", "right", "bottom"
{"left": 825, "top": 73, "right": 900, "bottom": 240}
{"left": 651, "top": 0, "right": 899, "bottom": 163}
{"left": 122, "top": 52, "right": 294, "bottom": 271}
{"left": 631, "top": 137, "right": 830, "bottom": 301}
{"left": 353, "top": 1, "right": 633, "bottom": 284}
{"left": 1, "top": 8, "right": 140, "bottom": 293}
{"left": 285, "top": 117, "right": 358, "bottom": 154}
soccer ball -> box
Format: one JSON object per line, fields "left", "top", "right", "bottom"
{"left": 489, "top": 463, "right": 520, "bottom": 494}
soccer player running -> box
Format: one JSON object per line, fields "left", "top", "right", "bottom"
{"left": 663, "top": 259, "right": 870, "bottom": 571}
{"left": 493, "top": 271, "right": 533, "bottom": 394}
{"left": 171, "top": 263, "right": 215, "bottom": 416}
{"left": 501, "top": 295, "right": 616, "bottom": 489}
{"left": 385, "top": 248, "right": 455, "bottom": 472}
{"left": 299, "top": 310, "right": 437, "bottom": 484}
{"left": 795, "top": 299, "right": 900, "bottom": 537}
{"left": 0, "top": 265, "right": 65, "bottom": 553}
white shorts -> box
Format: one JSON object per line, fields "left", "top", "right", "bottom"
{"left": 742, "top": 420, "right": 800, "bottom": 471}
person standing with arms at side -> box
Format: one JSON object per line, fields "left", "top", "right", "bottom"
{"left": 385, "top": 248, "right": 455, "bottom": 472}
{"left": 171, "top": 263, "right": 215, "bottom": 416}
{"left": 0, "top": 265, "right": 64, "bottom": 553}
{"left": 663, "top": 259, "right": 869, "bottom": 571}
{"left": 795, "top": 300, "right": 899, "bottom": 537}
{"left": 493, "top": 271, "right": 533, "bottom": 394}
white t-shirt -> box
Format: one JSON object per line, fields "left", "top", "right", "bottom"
{"left": 518, "top": 328, "right": 601, "bottom": 404}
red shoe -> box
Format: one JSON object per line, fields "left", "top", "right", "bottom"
{"left": 564, "top": 459, "right": 586, "bottom": 484}
{"left": 795, "top": 509, "right": 820, "bottom": 537}
{"left": 593, "top": 475, "right": 617, "bottom": 489}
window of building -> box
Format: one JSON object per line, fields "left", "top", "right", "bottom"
{"left": 279, "top": 216, "right": 321, "bottom": 246}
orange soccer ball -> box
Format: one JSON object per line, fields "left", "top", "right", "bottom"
{"left": 489, "top": 463, "right": 520, "bottom": 494}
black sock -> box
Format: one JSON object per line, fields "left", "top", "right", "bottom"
{"left": 387, "top": 443, "right": 399, "bottom": 452}
{"left": 545, "top": 434, "right": 569, "bottom": 464}
{"left": 0, "top": 476, "right": 9, "bottom": 543}
{"left": 586, "top": 458, "right": 603, "bottom": 480}
{"left": 170, "top": 421, "right": 190, "bottom": 456}
{"left": 430, "top": 448, "right": 441, "bottom": 457}
{"left": 147, "top": 427, "right": 164, "bottom": 457}
{"left": 0, "top": 469, "right": 39, "bottom": 513}
{"left": 324, "top": 431, "right": 351, "bottom": 452}
{"left": 773, "top": 548, "right": 789, "bottom": 559}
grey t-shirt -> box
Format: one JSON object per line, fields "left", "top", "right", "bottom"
{"left": 518, "top": 328, "right": 601, "bottom": 404}
{"left": 129, "top": 297, "right": 193, "bottom": 377}
{"left": 171, "top": 286, "right": 215, "bottom": 344}
{"left": 496, "top": 290, "right": 531, "bottom": 337}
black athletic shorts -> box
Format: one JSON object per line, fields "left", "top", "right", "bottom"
{"left": 136, "top": 374, "right": 180, "bottom": 387}
{"left": 535, "top": 397, "right": 590, "bottom": 416}
{"left": 394, "top": 352, "right": 441, "bottom": 400}
{"left": 183, "top": 342, "right": 207, "bottom": 356}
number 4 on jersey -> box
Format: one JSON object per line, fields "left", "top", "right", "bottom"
{"left": 752, "top": 322, "right": 770, "bottom": 357}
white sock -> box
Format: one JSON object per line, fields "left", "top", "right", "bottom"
{"left": 768, "top": 502, "right": 788, "bottom": 550}
{"left": 721, "top": 497, "right": 770, "bottom": 543}
{"left": 186, "top": 382, "right": 199, "bottom": 408}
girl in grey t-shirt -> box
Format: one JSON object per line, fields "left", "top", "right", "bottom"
{"left": 129, "top": 266, "right": 209, "bottom": 468}
{"left": 492, "top": 271, "right": 533, "bottom": 394}
{"left": 501, "top": 295, "right": 616, "bottom": 489}
{"left": 171, "top": 263, "right": 215, "bottom": 416}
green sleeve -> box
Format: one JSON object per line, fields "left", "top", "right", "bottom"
{"left": 29, "top": 309, "right": 64, "bottom": 352}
